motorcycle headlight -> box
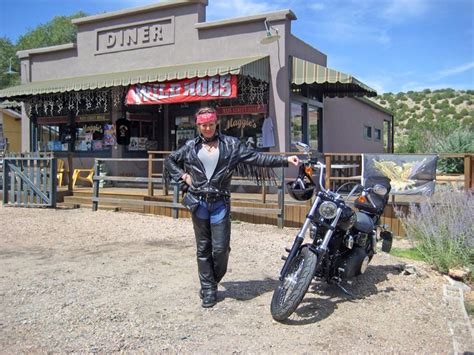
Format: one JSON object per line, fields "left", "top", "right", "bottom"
{"left": 318, "top": 201, "right": 338, "bottom": 219}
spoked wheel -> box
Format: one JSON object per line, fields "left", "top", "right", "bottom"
{"left": 270, "top": 246, "right": 318, "bottom": 321}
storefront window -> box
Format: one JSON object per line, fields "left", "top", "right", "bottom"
{"left": 126, "top": 113, "right": 159, "bottom": 151}
{"left": 308, "top": 105, "right": 320, "bottom": 151}
{"left": 37, "top": 114, "right": 113, "bottom": 152}
{"left": 290, "top": 101, "right": 303, "bottom": 147}
{"left": 220, "top": 113, "right": 265, "bottom": 150}
{"left": 175, "top": 116, "right": 196, "bottom": 148}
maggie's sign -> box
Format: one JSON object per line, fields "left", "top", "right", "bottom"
{"left": 126, "top": 75, "right": 237, "bottom": 105}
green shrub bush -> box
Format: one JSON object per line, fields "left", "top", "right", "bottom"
{"left": 398, "top": 191, "right": 473, "bottom": 274}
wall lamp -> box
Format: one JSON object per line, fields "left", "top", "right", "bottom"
{"left": 260, "top": 20, "right": 280, "bottom": 45}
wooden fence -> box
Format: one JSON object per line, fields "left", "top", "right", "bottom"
{"left": 2, "top": 153, "right": 57, "bottom": 207}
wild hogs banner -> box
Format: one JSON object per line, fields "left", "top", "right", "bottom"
{"left": 126, "top": 74, "right": 237, "bottom": 105}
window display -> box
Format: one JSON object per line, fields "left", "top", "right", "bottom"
{"left": 37, "top": 114, "right": 112, "bottom": 152}
{"left": 175, "top": 116, "right": 196, "bottom": 148}
{"left": 290, "top": 101, "right": 303, "bottom": 147}
{"left": 217, "top": 105, "right": 268, "bottom": 151}
{"left": 125, "top": 112, "right": 158, "bottom": 152}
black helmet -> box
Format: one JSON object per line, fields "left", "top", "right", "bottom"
{"left": 287, "top": 177, "right": 315, "bottom": 201}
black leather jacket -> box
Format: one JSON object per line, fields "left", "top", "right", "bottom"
{"left": 165, "top": 133, "right": 288, "bottom": 196}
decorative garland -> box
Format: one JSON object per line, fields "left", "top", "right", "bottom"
{"left": 22, "top": 75, "right": 266, "bottom": 117}
{"left": 25, "top": 87, "right": 127, "bottom": 117}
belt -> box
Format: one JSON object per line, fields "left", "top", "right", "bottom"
{"left": 198, "top": 193, "right": 227, "bottom": 203}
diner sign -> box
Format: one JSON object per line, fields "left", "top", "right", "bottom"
{"left": 126, "top": 75, "right": 237, "bottom": 105}
{"left": 216, "top": 104, "right": 267, "bottom": 115}
{"left": 224, "top": 117, "right": 257, "bottom": 130}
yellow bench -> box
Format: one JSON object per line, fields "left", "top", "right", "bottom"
{"left": 72, "top": 168, "right": 94, "bottom": 188}
{"left": 57, "top": 159, "right": 69, "bottom": 187}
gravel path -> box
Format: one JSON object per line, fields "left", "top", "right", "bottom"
{"left": 0, "top": 205, "right": 462, "bottom": 353}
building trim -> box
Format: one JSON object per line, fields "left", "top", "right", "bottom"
{"left": 0, "top": 108, "right": 22, "bottom": 119}
{"left": 355, "top": 97, "right": 392, "bottom": 116}
{"left": 195, "top": 9, "right": 296, "bottom": 30}
{"left": 72, "top": 0, "right": 208, "bottom": 25}
{"left": 17, "top": 43, "right": 77, "bottom": 59}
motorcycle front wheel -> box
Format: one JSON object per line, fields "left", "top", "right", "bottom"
{"left": 270, "top": 246, "right": 317, "bottom": 321}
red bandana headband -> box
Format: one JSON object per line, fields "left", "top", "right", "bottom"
{"left": 196, "top": 112, "right": 217, "bottom": 124}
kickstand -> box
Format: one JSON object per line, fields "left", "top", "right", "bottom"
{"left": 335, "top": 282, "right": 358, "bottom": 299}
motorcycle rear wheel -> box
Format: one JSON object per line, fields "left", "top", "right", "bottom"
{"left": 270, "top": 246, "right": 317, "bottom": 321}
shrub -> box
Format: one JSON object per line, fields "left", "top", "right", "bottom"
{"left": 432, "top": 129, "right": 474, "bottom": 173}
{"left": 397, "top": 191, "right": 474, "bottom": 274}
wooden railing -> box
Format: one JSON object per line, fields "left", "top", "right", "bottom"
{"left": 147, "top": 151, "right": 474, "bottom": 197}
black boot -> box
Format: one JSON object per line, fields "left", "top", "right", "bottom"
{"left": 201, "top": 289, "right": 217, "bottom": 308}
{"left": 192, "top": 215, "right": 217, "bottom": 291}
{"left": 211, "top": 215, "right": 231, "bottom": 284}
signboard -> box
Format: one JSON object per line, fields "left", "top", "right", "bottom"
{"left": 363, "top": 154, "right": 438, "bottom": 196}
{"left": 216, "top": 104, "right": 267, "bottom": 115}
{"left": 37, "top": 116, "right": 68, "bottom": 125}
{"left": 126, "top": 74, "right": 237, "bottom": 105}
{"left": 96, "top": 17, "right": 174, "bottom": 55}
{"left": 37, "top": 114, "right": 109, "bottom": 125}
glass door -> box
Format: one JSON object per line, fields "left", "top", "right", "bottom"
{"left": 308, "top": 105, "right": 321, "bottom": 151}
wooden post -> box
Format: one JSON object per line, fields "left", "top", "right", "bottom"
{"left": 148, "top": 152, "right": 154, "bottom": 197}
{"left": 261, "top": 179, "right": 266, "bottom": 204}
{"left": 67, "top": 153, "right": 73, "bottom": 194}
{"left": 325, "top": 155, "right": 331, "bottom": 190}
{"left": 277, "top": 165, "right": 285, "bottom": 229}
{"left": 2, "top": 158, "right": 8, "bottom": 205}
{"left": 163, "top": 157, "right": 169, "bottom": 196}
{"left": 50, "top": 158, "right": 57, "bottom": 208}
{"left": 464, "top": 154, "right": 473, "bottom": 191}
{"left": 92, "top": 159, "right": 100, "bottom": 211}
{"left": 172, "top": 182, "right": 179, "bottom": 219}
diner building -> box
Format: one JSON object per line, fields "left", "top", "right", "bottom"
{"left": 0, "top": 0, "right": 393, "bottom": 174}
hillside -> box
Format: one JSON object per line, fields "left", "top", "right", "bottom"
{"left": 371, "top": 88, "right": 473, "bottom": 153}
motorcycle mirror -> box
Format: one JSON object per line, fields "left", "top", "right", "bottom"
{"left": 372, "top": 184, "right": 388, "bottom": 196}
{"left": 295, "top": 142, "right": 310, "bottom": 153}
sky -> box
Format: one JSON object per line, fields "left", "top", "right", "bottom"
{"left": 0, "top": 0, "right": 473, "bottom": 94}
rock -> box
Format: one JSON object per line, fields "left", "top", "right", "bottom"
{"left": 443, "top": 275, "right": 472, "bottom": 292}
{"left": 400, "top": 264, "right": 417, "bottom": 275}
{"left": 448, "top": 267, "right": 471, "bottom": 282}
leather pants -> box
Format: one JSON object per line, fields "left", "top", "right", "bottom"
{"left": 192, "top": 211, "right": 231, "bottom": 291}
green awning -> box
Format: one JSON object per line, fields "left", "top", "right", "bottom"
{"left": 291, "top": 57, "right": 377, "bottom": 97}
{"left": 0, "top": 55, "right": 269, "bottom": 99}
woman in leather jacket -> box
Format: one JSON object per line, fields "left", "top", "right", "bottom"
{"left": 165, "top": 107, "right": 299, "bottom": 308}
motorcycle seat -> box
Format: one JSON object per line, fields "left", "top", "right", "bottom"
{"left": 354, "top": 212, "right": 374, "bottom": 233}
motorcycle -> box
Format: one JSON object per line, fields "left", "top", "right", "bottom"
{"left": 270, "top": 142, "right": 393, "bottom": 321}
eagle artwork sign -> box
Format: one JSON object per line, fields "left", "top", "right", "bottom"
{"left": 126, "top": 75, "right": 237, "bottom": 105}
{"left": 362, "top": 154, "right": 438, "bottom": 196}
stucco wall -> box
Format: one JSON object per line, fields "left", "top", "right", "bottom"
{"left": 323, "top": 97, "right": 391, "bottom": 153}
{"left": 287, "top": 34, "right": 326, "bottom": 66}
{"left": 0, "top": 111, "right": 21, "bottom": 152}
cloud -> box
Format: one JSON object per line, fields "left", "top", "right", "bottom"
{"left": 401, "top": 82, "right": 472, "bottom": 92}
{"left": 309, "top": 3, "right": 325, "bottom": 11}
{"left": 382, "top": 0, "right": 429, "bottom": 21}
{"left": 206, "top": 0, "right": 277, "bottom": 20}
{"left": 436, "top": 62, "right": 474, "bottom": 79}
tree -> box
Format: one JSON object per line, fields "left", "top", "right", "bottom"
{"left": 0, "top": 12, "right": 87, "bottom": 90}
{"left": 15, "top": 12, "right": 87, "bottom": 51}
{"left": 0, "top": 37, "right": 20, "bottom": 89}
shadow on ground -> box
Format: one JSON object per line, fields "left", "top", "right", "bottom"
{"left": 221, "top": 277, "right": 278, "bottom": 301}
{"left": 279, "top": 264, "right": 401, "bottom": 325}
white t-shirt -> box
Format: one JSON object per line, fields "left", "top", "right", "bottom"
{"left": 198, "top": 146, "right": 219, "bottom": 181}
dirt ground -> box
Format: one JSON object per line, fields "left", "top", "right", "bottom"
{"left": 0, "top": 204, "right": 465, "bottom": 353}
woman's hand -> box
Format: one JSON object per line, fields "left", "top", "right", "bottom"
{"left": 287, "top": 155, "right": 300, "bottom": 166}
{"left": 181, "top": 173, "right": 192, "bottom": 186}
